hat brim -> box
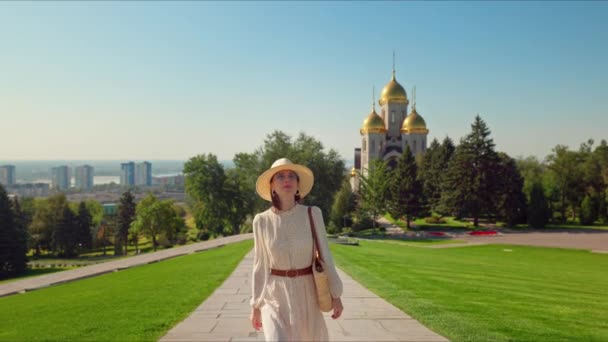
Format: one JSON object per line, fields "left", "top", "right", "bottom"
{"left": 255, "top": 163, "right": 314, "bottom": 202}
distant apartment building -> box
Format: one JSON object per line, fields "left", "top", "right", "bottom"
{"left": 0, "top": 165, "right": 16, "bottom": 186}
{"left": 121, "top": 161, "right": 152, "bottom": 186}
{"left": 75, "top": 165, "right": 94, "bottom": 190}
{"left": 120, "top": 162, "right": 135, "bottom": 186}
{"left": 136, "top": 161, "right": 152, "bottom": 186}
{"left": 51, "top": 165, "right": 70, "bottom": 190}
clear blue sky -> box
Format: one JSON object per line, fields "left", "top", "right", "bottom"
{"left": 1, "top": 1, "right": 607, "bottom": 162}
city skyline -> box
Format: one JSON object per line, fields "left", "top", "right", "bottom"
{"left": 1, "top": 2, "right": 607, "bottom": 162}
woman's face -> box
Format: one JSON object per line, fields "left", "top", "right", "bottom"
{"left": 271, "top": 170, "right": 299, "bottom": 198}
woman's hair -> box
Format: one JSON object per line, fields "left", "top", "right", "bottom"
{"left": 270, "top": 172, "right": 301, "bottom": 210}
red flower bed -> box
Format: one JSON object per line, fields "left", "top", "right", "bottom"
{"left": 428, "top": 232, "right": 446, "bottom": 236}
{"left": 469, "top": 230, "right": 497, "bottom": 236}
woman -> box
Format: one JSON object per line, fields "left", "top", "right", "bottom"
{"left": 250, "top": 158, "right": 344, "bottom": 341}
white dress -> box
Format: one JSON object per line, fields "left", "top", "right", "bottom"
{"left": 251, "top": 204, "right": 343, "bottom": 342}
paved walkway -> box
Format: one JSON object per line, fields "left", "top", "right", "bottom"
{"left": 161, "top": 251, "right": 448, "bottom": 342}
{"left": 0, "top": 234, "right": 252, "bottom": 298}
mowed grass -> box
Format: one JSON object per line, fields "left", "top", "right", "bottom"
{"left": 331, "top": 241, "right": 608, "bottom": 341}
{"left": 0, "top": 240, "right": 253, "bottom": 341}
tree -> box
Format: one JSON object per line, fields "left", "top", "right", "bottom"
{"left": 53, "top": 206, "right": 79, "bottom": 257}
{"left": 0, "top": 186, "right": 27, "bottom": 279}
{"left": 440, "top": 115, "right": 500, "bottom": 226}
{"left": 495, "top": 153, "right": 527, "bottom": 227}
{"left": 516, "top": 156, "right": 546, "bottom": 200}
{"left": 232, "top": 131, "right": 345, "bottom": 221}
{"left": 359, "top": 159, "right": 390, "bottom": 230}
{"left": 546, "top": 145, "right": 584, "bottom": 222}
{"left": 184, "top": 154, "right": 229, "bottom": 237}
{"left": 291, "top": 133, "right": 345, "bottom": 220}
{"left": 387, "top": 146, "right": 423, "bottom": 228}
{"left": 96, "top": 216, "right": 115, "bottom": 256}
{"left": 528, "top": 182, "right": 550, "bottom": 228}
{"left": 130, "top": 194, "right": 184, "bottom": 251}
{"left": 579, "top": 195, "right": 598, "bottom": 225}
{"left": 224, "top": 169, "right": 254, "bottom": 235}
{"left": 117, "top": 191, "right": 136, "bottom": 255}
{"left": 592, "top": 140, "right": 608, "bottom": 223}
{"left": 329, "top": 178, "right": 356, "bottom": 232}
{"left": 75, "top": 202, "right": 93, "bottom": 251}
{"left": 10, "top": 198, "right": 28, "bottom": 274}
{"left": 419, "top": 137, "right": 455, "bottom": 215}
{"left": 29, "top": 195, "right": 68, "bottom": 255}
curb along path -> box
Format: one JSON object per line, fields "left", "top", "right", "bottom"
{"left": 161, "top": 250, "right": 448, "bottom": 342}
{"left": 0, "top": 234, "right": 252, "bottom": 298}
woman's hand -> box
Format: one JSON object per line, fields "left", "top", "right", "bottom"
{"left": 250, "top": 308, "right": 262, "bottom": 330}
{"left": 331, "top": 297, "right": 344, "bottom": 319}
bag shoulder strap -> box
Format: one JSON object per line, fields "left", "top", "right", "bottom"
{"left": 308, "top": 206, "right": 324, "bottom": 262}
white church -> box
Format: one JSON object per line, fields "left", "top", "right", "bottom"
{"left": 351, "top": 66, "right": 429, "bottom": 191}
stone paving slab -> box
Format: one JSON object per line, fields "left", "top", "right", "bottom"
{"left": 0, "top": 234, "right": 252, "bottom": 298}
{"left": 160, "top": 251, "right": 448, "bottom": 342}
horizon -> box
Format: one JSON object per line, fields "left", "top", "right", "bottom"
{"left": 1, "top": 2, "right": 607, "bottom": 161}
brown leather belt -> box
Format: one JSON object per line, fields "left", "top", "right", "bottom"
{"left": 271, "top": 266, "right": 313, "bottom": 278}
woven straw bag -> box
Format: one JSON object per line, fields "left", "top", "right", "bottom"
{"left": 308, "top": 207, "right": 333, "bottom": 312}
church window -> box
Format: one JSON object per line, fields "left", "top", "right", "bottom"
{"left": 413, "top": 140, "right": 417, "bottom": 153}
{"left": 371, "top": 140, "right": 375, "bottom": 153}
{"left": 391, "top": 111, "right": 395, "bottom": 123}
{"left": 362, "top": 138, "right": 366, "bottom": 152}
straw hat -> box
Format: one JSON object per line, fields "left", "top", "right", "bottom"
{"left": 255, "top": 158, "right": 314, "bottom": 202}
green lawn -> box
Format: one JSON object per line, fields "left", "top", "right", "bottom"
{"left": 331, "top": 241, "right": 608, "bottom": 341}
{"left": 0, "top": 240, "right": 253, "bottom": 341}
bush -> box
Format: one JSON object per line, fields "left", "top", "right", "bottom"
{"left": 579, "top": 195, "right": 598, "bottom": 225}
{"left": 157, "top": 236, "right": 172, "bottom": 248}
{"left": 326, "top": 222, "right": 339, "bottom": 235}
{"left": 340, "top": 227, "right": 353, "bottom": 237}
{"left": 174, "top": 232, "right": 187, "bottom": 245}
{"left": 240, "top": 223, "right": 253, "bottom": 234}
{"left": 424, "top": 216, "right": 447, "bottom": 224}
{"left": 352, "top": 215, "right": 374, "bottom": 231}
{"left": 186, "top": 228, "right": 199, "bottom": 242}
{"left": 528, "top": 182, "right": 550, "bottom": 228}
{"left": 197, "top": 231, "right": 210, "bottom": 241}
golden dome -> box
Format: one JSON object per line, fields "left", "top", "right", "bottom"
{"left": 350, "top": 167, "right": 357, "bottom": 177}
{"left": 379, "top": 73, "right": 408, "bottom": 106}
{"left": 401, "top": 108, "right": 429, "bottom": 134}
{"left": 360, "top": 109, "right": 387, "bottom": 134}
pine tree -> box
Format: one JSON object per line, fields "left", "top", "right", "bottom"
{"left": 528, "top": 182, "right": 550, "bottom": 228}
{"left": 440, "top": 115, "right": 500, "bottom": 226}
{"left": 0, "top": 185, "right": 19, "bottom": 278}
{"left": 419, "top": 139, "right": 440, "bottom": 213}
{"left": 117, "top": 191, "right": 136, "bottom": 254}
{"left": 53, "top": 206, "right": 79, "bottom": 257}
{"left": 496, "top": 153, "right": 528, "bottom": 226}
{"left": 76, "top": 202, "right": 93, "bottom": 251}
{"left": 358, "top": 159, "right": 390, "bottom": 231}
{"left": 10, "top": 198, "right": 28, "bottom": 275}
{"left": 388, "top": 146, "right": 423, "bottom": 228}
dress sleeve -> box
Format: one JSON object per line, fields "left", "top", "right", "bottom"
{"left": 250, "top": 214, "right": 269, "bottom": 309}
{"left": 312, "top": 206, "right": 343, "bottom": 299}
